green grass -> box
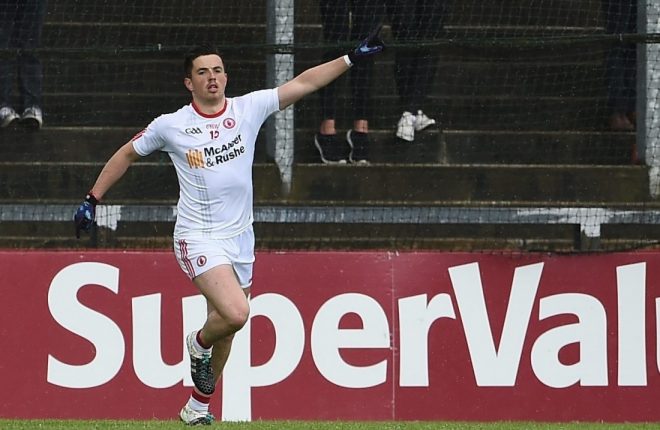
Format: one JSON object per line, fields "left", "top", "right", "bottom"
{"left": 0, "top": 421, "right": 658, "bottom": 430}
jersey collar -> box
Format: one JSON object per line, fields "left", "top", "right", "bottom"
{"left": 191, "top": 99, "right": 228, "bottom": 118}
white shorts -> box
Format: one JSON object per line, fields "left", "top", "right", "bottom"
{"left": 173, "top": 227, "right": 255, "bottom": 288}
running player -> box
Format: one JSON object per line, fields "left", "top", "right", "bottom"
{"left": 73, "top": 33, "right": 383, "bottom": 426}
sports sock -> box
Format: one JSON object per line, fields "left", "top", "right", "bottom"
{"left": 194, "top": 330, "right": 212, "bottom": 351}
{"left": 188, "top": 390, "right": 211, "bottom": 413}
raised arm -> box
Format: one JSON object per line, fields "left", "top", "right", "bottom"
{"left": 277, "top": 25, "right": 385, "bottom": 110}
{"left": 278, "top": 57, "right": 350, "bottom": 110}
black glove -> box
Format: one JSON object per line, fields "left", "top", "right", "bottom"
{"left": 74, "top": 193, "right": 99, "bottom": 238}
{"left": 347, "top": 25, "right": 385, "bottom": 65}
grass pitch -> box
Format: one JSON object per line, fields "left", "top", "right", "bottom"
{"left": 0, "top": 421, "right": 657, "bottom": 430}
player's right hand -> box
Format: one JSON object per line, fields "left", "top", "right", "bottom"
{"left": 348, "top": 25, "right": 385, "bottom": 65}
{"left": 74, "top": 193, "right": 98, "bottom": 238}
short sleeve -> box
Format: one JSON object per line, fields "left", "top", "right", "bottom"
{"left": 131, "top": 117, "right": 166, "bottom": 156}
{"left": 242, "top": 88, "right": 280, "bottom": 126}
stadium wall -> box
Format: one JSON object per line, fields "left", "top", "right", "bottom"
{"left": 1, "top": 250, "right": 658, "bottom": 422}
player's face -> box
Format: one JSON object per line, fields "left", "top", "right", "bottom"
{"left": 185, "top": 54, "right": 228, "bottom": 104}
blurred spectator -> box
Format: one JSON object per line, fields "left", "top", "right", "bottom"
{"left": 314, "top": 0, "right": 384, "bottom": 164}
{"left": 386, "top": 0, "right": 446, "bottom": 142}
{"left": 0, "top": 0, "right": 47, "bottom": 130}
{"left": 602, "top": 0, "right": 636, "bottom": 132}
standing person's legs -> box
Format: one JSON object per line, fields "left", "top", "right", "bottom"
{"left": 406, "top": 0, "right": 444, "bottom": 132}
{"left": 621, "top": 43, "right": 636, "bottom": 115}
{"left": 318, "top": 0, "right": 349, "bottom": 127}
{"left": 387, "top": 0, "right": 416, "bottom": 113}
{"left": 0, "top": 1, "right": 19, "bottom": 127}
{"left": 620, "top": 1, "right": 636, "bottom": 121}
{"left": 345, "top": 2, "right": 384, "bottom": 163}
{"left": 605, "top": 43, "right": 630, "bottom": 129}
{"left": 15, "top": 0, "right": 46, "bottom": 110}
{"left": 409, "top": 0, "right": 445, "bottom": 115}
{"left": 315, "top": 0, "right": 351, "bottom": 163}
{"left": 388, "top": 0, "right": 422, "bottom": 141}
{"left": 602, "top": 0, "right": 636, "bottom": 131}
{"left": 350, "top": 2, "right": 383, "bottom": 124}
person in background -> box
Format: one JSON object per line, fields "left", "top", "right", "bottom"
{"left": 0, "top": 0, "right": 47, "bottom": 129}
{"left": 602, "top": 0, "right": 636, "bottom": 133}
{"left": 73, "top": 36, "right": 383, "bottom": 426}
{"left": 314, "top": 1, "right": 385, "bottom": 164}
{"left": 386, "top": 0, "right": 446, "bottom": 142}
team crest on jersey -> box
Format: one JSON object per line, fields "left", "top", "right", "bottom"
{"left": 223, "top": 118, "right": 236, "bottom": 129}
{"left": 196, "top": 256, "right": 207, "bottom": 267}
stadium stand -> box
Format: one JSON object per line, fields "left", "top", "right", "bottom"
{"left": 0, "top": 0, "right": 657, "bottom": 252}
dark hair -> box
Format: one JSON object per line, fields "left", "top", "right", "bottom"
{"left": 183, "top": 45, "right": 223, "bottom": 78}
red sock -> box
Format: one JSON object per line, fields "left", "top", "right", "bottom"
{"left": 192, "top": 390, "right": 211, "bottom": 404}
{"left": 196, "top": 330, "right": 211, "bottom": 349}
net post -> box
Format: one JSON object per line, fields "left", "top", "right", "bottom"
{"left": 266, "top": 0, "right": 295, "bottom": 195}
{"left": 640, "top": 0, "right": 660, "bottom": 197}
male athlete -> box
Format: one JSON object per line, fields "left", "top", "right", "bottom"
{"left": 73, "top": 31, "right": 383, "bottom": 426}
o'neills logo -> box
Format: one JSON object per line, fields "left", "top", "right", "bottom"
{"left": 186, "top": 149, "right": 204, "bottom": 168}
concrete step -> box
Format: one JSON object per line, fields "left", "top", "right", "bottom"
{"left": 32, "top": 92, "right": 607, "bottom": 130}
{"left": 6, "top": 1, "right": 651, "bottom": 254}
{"left": 2, "top": 207, "right": 658, "bottom": 252}
{"left": 293, "top": 128, "right": 636, "bottom": 165}
{"left": 0, "top": 126, "right": 267, "bottom": 163}
{"left": 35, "top": 2, "right": 612, "bottom": 134}
{"left": 41, "top": 23, "right": 263, "bottom": 49}
{"left": 0, "top": 219, "right": 583, "bottom": 252}
{"left": 36, "top": 53, "right": 610, "bottom": 130}
{"left": 0, "top": 126, "right": 635, "bottom": 166}
{"left": 284, "top": 164, "right": 650, "bottom": 205}
{"left": 447, "top": 0, "right": 602, "bottom": 29}
{"left": 0, "top": 157, "right": 649, "bottom": 204}
{"left": 39, "top": 25, "right": 609, "bottom": 63}
{"left": 438, "top": 129, "right": 636, "bottom": 165}
{"left": 295, "top": 94, "right": 608, "bottom": 131}
{"left": 45, "top": 0, "right": 602, "bottom": 34}
{"left": 42, "top": 57, "right": 264, "bottom": 95}
{"left": 41, "top": 55, "right": 606, "bottom": 98}
{"left": 47, "top": 1, "right": 265, "bottom": 24}
{"left": 0, "top": 162, "right": 280, "bottom": 203}
{"left": 0, "top": 127, "right": 144, "bottom": 162}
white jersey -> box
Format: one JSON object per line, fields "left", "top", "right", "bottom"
{"left": 132, "top": 88, "right": 280, "bottom": 239}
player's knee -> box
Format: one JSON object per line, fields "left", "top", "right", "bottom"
{"left": 225, "top": 303, "right": 250, "bottom": 333}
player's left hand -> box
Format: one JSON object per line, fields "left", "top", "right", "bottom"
{"left": 348, "top": 25, "right": 385, "bottom": 65}
{"left": 74, "top": 193, "right": 98, "bottom": 238}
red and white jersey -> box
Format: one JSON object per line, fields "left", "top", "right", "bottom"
{"left": 132, "top": 88, "right": 280, "bottom": 239}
